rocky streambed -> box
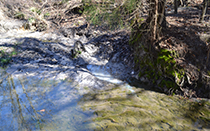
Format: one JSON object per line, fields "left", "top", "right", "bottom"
{"left": 0, "top": 15, "right": 134, "bottom": 87}
{"left": 0, "top": 15, "right": 210, "bottom": 130}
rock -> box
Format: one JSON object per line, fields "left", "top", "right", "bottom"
{"left": 84, "top": 44, "right": 98, "bottom": 55}
{"left": 140, "top": 76, "right": 148, "bottom": 82}
{"left": 0, "top": 9, "right": 6, "bottom": 20}
{"left": 0, "top": 14, "right": 134, "bottom": 91}
{"left": 60, "top": 27, "right": 76, "bottom": 38}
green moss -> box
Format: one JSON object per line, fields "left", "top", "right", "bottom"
{"left": 134, "top": 46, "right": 184, "bottom": 91}
{"left": 83, "top": 0, "right": 141, "bottom": 30}
{"left": 84, "top": 86, "right": 89, "bottom": 90}
{"left": 207, "top": 71, "right": 210, "bottom": 76}
{"left": 0, "top": 49, "right": 18, "bottom": 67}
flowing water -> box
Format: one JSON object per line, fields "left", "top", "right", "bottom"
{"left": 0, "top": 66, "right": 210, "bottom": 131}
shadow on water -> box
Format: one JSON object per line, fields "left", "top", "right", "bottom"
{"left": 0, "top": 70, "right": 97, "bottom": 131}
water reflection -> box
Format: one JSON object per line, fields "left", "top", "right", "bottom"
{"left": 0, "top": 73, "right": 95, "bottom": 131}
{"left": 0, "top": 69, "right": 210, "bottom": 131}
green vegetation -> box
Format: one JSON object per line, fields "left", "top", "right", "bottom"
{"left": 72, "top": 50, "right": 82, "bottom": 58}
{"left": 14, "top": 12, "right": 25, "bottom": 19}
{"left": 82, "top": 0, "right": 183, "bottom": 92}
{"left": 84, "top": 86, "right": 89, "bottom": 90}
{"left": 43, "top": 12, "right": 50, "bottom": 18}
{"left": 82, "top": 0, "right": 141, "bottom": 30}
{"left": 81, "top": 87, "right": 210, "bottom": 130}
{"left": 30, "top": 7, "right": 41, "bottom": 15}
{"left": 28, "top": 6, "right": 48, "bottom": 31}
{"left": 0, "top": 48, "right": 18, "bottom": 68}
{"left": 136, "top": 47, "right": 185, "bottom": 91}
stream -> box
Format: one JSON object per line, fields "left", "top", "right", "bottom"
{"left": 0, "top": 65, "right": 210, "bottom": 131}
{"left": 0, "top": 15, "right": 210, "bottom": 130}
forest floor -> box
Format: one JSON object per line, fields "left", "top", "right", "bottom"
{"left": 158, "top": 0, "right": 210, "bottom": 98}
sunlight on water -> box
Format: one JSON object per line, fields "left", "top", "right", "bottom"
{"left": 0, "top": 73, "right": 96, "bottom": 131}
{"left": 87, "top": 64, "right": 134, "bottom": 92}
{"left": 87, "top": 64, "right": 122, "bottom": 84}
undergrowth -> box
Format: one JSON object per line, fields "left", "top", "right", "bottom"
{"left": 82, "top": 0, "right": 142, "bottom": 30}
{"left": 135, "top": 45, "right": 185, "bottom": 92}
{"left": 0, "top": 49, "right": 17, "bottom": 68}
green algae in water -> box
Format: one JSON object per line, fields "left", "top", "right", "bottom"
{"left": 84, "top": 86, "right": 89, "bottom": 90}
{"left": 81, "top": 87, "right": 210, "bottom": 130}
{"left": 1, "top": 70, "right": 210, "bottom": 130}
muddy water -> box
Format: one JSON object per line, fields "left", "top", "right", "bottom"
{"left": 0, "top": 67, "right": 210, "bottom": 131}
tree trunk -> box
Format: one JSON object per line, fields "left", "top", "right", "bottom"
{"left": 200, "top": 0, "right": 208, "bottom": 22}
{"left": 154, "top": 0, "right": 159, "bottom": 40}
{"left": 130, "top": 0, "right": 168, "bottom": 84}
{"left": 174, "top": 0, "right": 178, "bottom": 14}
{"left": 146, "top": 0, "right": 166, "bottom": 41}
{"left": 131, "top": 0, "right": 166, "bottom": 52}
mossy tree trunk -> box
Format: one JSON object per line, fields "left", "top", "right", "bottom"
{"left": 131, "top": 0, "right": 167, "bottom": 76}
{"left": 131, "top": 0, "right": 166, "bottom": 51}
{"left": 138, "top": 0, "right": 166, "bottom": 53}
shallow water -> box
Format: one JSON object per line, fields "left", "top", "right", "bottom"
{"left": 87, "top": 64, "right": 134, "bottom": 92}
{"left": 0, "top": 71, "right": 96, "bottom": 131}
{"left": 0, "top": 66, "right": 210, "bottom": 131}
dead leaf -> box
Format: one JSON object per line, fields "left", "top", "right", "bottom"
{"left": 39, "top": 109, "right": 45, "bottom": 112}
